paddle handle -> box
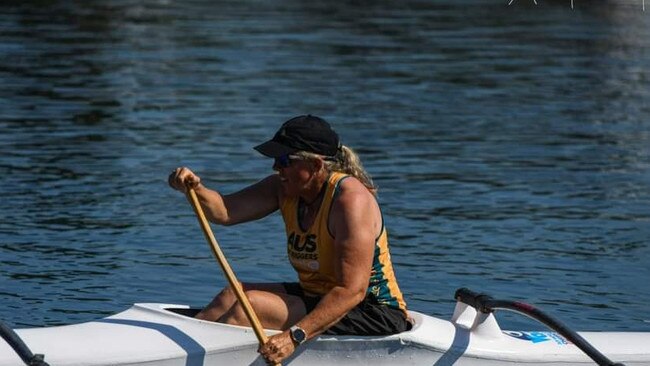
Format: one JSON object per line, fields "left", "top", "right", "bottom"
{"left": 186, "top": 188, "right": 269, "bottom": 345}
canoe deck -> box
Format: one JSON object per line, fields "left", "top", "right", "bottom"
{"left": 1, "top": 303, "right": 649, "bottom": 366}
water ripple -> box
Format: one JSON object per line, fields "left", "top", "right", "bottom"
{"left": 1, "top": 0, "right": 649, "bottom": 332}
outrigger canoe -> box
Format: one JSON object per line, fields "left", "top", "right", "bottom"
{"left": 2, "top": 288, "right": 649, "bottom": 366}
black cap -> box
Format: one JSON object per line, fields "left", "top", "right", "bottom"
{"left": 254, "top": 115, "right": 340, "bottom": 158}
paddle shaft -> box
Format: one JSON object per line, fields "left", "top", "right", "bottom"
{"left": 186, "top": 188, "right": 269, "bottom": 346}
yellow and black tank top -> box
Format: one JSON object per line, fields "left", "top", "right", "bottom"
{"left": 280, "top": 172, "right": 407, "bottom": 314}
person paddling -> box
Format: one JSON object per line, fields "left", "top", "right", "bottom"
{"left": 168, "top": 115, "right": 408, "bottom": 364}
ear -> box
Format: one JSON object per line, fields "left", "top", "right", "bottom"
{"left": 312, "top": 157, "right": 325, "bottom": 172}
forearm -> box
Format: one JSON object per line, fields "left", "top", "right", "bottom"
{"left": 296, "top": 286, "right": 366, "bottom": 339}
{"left": 191, "top": 184, "right": 233, "bottom": 225}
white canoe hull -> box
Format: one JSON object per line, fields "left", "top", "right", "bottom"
{"left": 1, "top": 303, "right": 649, "bottom": 366}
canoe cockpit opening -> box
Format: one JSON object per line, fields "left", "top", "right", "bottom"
{"left": 163, "top": 307, "right": 419, "bottom": 334}
{"left": 165, "top": 307, "right": 202, "bottom": 318}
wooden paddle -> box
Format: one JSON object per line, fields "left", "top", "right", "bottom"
{"left": 185, "top": 187, "right": 276, "bottom": 362}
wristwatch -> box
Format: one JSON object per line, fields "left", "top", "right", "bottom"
{"left": 289, "top": 325, "right": 307, "bottom": 345}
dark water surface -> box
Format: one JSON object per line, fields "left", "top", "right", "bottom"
{"left": 1, "top": 1, "right": 649, "bottom": 332}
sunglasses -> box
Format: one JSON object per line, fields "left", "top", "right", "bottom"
{"left": 274, "top": 154, "right": 299, "bottom": 168}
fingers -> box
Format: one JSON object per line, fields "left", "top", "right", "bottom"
{"left": 258, "top": 332, "right": 295, "bottom": 365}
{"left": 259, "top": 344, "right": 282, "bottom": 365}
{"left": 168, "top": 167, "right": 201, "bottom": 192}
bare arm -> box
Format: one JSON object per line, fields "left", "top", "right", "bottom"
{"left": 168, "top": 167, "right": 280, "bottom": 226}
{"left": 258, "top": 177, "right": 383, "bottom": 364}
{"left": 296, "top": 178, "right": 380, "bottom": 337}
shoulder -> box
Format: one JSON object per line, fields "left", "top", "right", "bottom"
{"left": 335, "top": 176, "right": 373, "bottom": 205}
{"left": 263, "top": 173, "right": 281, "bottom": 187}
{"left": 249, "top": 174, "right": 281, "bottom": 192}
{"left": 263, "top": 174, "right": 282, "bottom": 199}
{"left": 330, "top": 176, "right": 381, "bottom": 229}
{"left": 328, "top": 175, "right": 382, "bottom": 243}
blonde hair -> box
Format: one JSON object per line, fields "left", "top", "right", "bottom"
{"left": 294, "top": 145, "right": 377, "bottom": 196}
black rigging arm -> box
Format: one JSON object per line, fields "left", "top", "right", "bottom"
{"left": 454, "top": 287, "right": 625, "bottom": 366}
{"left": 0, "top": 320, "right": 49, "bottom": 366}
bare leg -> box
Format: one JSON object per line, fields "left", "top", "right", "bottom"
{"left": 195, "top": 283, "right": 288, "bottom": 323}
{"left": 219, "top": 289, "right": 307, "bottom": 330}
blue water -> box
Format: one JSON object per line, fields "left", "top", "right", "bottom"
{"left": 1, "top": 1, "right": 649, "bottom": 333}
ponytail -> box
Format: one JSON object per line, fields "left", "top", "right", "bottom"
{"left": 328, "top": 145, "right": 377, "bottom": 196}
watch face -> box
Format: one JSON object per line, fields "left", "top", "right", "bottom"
{"left": 292, "top": 327, "right": 306, "bottom": 344}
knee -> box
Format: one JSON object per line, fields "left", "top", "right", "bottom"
{"left": 236, "top": 289, "right": 266, "bottom": 314}
{"left": 244, "top": 289, "right": 265, "bottom": 308}
{"left": 218, "top": 281, "right": 244, "bottom": 299}
{"left": 221, "top": 290, "right": 265, "bottom": 326}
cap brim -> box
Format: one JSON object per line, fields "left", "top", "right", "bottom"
{"left": 254, "top": 140, "right": 298, "bottom": 158}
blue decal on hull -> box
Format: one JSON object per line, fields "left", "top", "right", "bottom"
{"left": 503, "top": 331, "right": 569, "bottom": 345}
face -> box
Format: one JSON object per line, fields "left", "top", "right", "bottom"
{"left": 273, "top": 154, "right": 315, "bottom": 197}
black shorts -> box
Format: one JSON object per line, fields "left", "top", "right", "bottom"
{"left": 282, "top": 282, "right": 410, "bottom": 336}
